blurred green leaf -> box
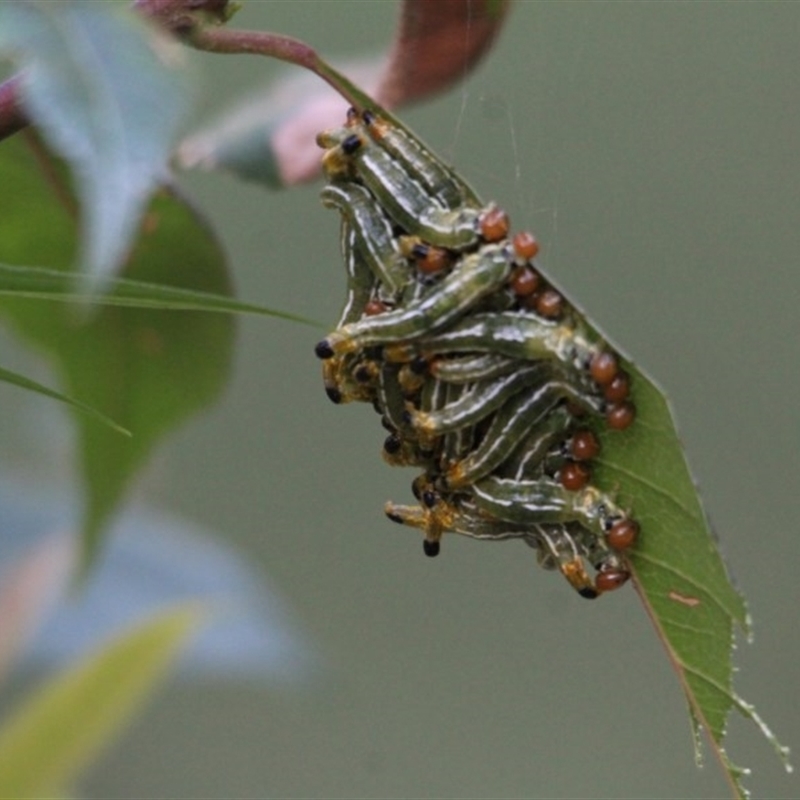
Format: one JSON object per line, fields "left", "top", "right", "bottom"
{"left": 0, "top": 0, "right": 193, "bottom": 281}
{"left": 592, "top": 366, "right": 790, "bottom": 797}
{"left": 0, "top": 261, "right": 314, "bottom": 323}
{"left": 0, "top": 134, "right": 235, "bottom": 566}
{"left": 0, "top": 605, "right": 204, "bottom": 798}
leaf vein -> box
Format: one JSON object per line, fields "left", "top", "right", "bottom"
{"left": 633, "top": 550, "right": 736, "bottom": 619}
{"left": 660, "top": 618, "right": 711, "bottom": 637}
{"left": 678, "top": 662, "right": 734, "bottom": 703}
{"left": 602, "top": 459, "right": 699, "bottom": 522}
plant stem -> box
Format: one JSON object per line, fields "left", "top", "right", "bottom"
{"left": 0, "top": 76, "right": 27, "bottom": 142}
{"left": 184, "top": 25, "right": 373, "bottom": 114}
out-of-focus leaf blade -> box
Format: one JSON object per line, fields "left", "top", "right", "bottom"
{"left": 0, "top": 262, "right": 314, "bottom": 324}
{"left": 0, "top": 605, "right": 203, "bottom": 798}
{"left": 0, "top": 477, "right": 318, "bottom": 684}
{"left": 0, "top": 135, "right": 235, "bottom": 566}
{"left": 0, "top": 363, "right": 129, "bottom": 435}
{"left": 0, "top": 0, "right": 193, "bottom": 281}
{"left": 591, "top": 366, "right": 790, "bottom": 796}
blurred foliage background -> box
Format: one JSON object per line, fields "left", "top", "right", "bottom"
{"left": 1, "top": 2, "right": 798, "bottom": 797}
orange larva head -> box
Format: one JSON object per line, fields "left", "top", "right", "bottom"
{"left": 509, "top": 265, "right": 540, "bottom": 297}
{"left": 606, "top": 401, "right": 636, "bottom": 431}
{"left": 479, "top": 206, "right": 510, "bottom": 242}
{"left": 534, "top": 289, "right": 565, "bottom": 319}
{"left": 361, "top": 108, "right": 387, "bottom": 135}
{"left": 411, "top": 242, "right": 451, "bottom": 275}
{"left": 607, "top": 519, "right": 640, "bottom": 551}
{"left": 559, "top": 461, "right": 592, "bottom": 491}
{"left": 590, "top": 351, "right": 619, "bottom": 386}
{"left": 603, "top": 370, "right": 631, "bottom": 403}
{"left": 570, "top": 429, "right": 600, "bottom": 461}
{"left": 512, "top": 231, "right": 540, "bottom": 262}
{"left": 595, "top": 568, "right": 631, "bottom": 593}
{"left": 364, "top": 299, "right": 389, "bottom": 316}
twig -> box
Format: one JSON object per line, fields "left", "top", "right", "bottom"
{"left": 0, "top": 75, "right": 27, "bottom": 142}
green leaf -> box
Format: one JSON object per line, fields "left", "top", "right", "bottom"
{"left": 0, "top": 134, "right": 235, "bottom": 567}
{"left": 0, "top": 0, "right": 193, "bottom": 282}
{"left": 0, "top": 363, "right": 129, "bottom": 435}
{"left": 0, "top": 605, "right": 204, "bottom": 798}
{"left": 591, "top": 366, "right": 791, "bottom": 797}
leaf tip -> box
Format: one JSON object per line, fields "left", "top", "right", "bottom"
{"left": 732, "top": 693, "right": 793, "bottom": 774}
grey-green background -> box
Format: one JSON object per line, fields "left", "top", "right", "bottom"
{"left": 19, "top": 2, "right": 800, "bottom": 797}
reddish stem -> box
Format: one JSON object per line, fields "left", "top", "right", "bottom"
{"left": 185, "top": 26, "right": 368, "bottom": 112}
{"left": 0, "top": 75, "right": 28, "bottom": 142}
{"left": 22, "top": 128, "right": 79, "bottom": 219}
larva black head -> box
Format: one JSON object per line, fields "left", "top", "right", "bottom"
{"left": 383, "top": 434, "right": 402, "bottom": 455}
{"left": 324, "top": 386, "right": 342, "bottom": 404}
{"left": 578, "top": 586, "right": 599, "bottom": 600}
{"left": 362, "top": 109, "right": 376, "bottom": 125}
{"left": 411, "top": 242, "right": 430, "bottom": 260}
{"left": 422, "top": 490, "right": 437, "bottom": 508}
{"left": 314, "top": 340, "right": 335, "bottom": 359}
{"left": 410, "top": 356, "right": 429, "bottom": 375}
{"left": 423, "top": 539, "right": 440, "bottom": 557}
{"left": 341, "top": 133, "right": 363, "bottom": 156}
{"left": 354, "top": 364, "right": 373, "bottom": 383}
